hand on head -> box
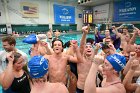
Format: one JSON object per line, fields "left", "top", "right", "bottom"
{"left": 120, "top": 24, "right": 124, "bottom": 28}
{"left": 6, "top": 51, "right": 14, "bottom": 63}
{"left": 112, "top": 26, "right": 116, "bottom": 29}
{"left": 133, "top": 29, "right": 138, "bottom": 35}
{"left": 108, "top": 43, "right": 115, "bottom": 50}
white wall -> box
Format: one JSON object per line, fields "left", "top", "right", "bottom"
{"left": 0, "top": 0, "right": 86, "bottom": 30}
{"left": 8, "top": 0, "right": 49, "bottom": 24}
{"left": 0, "top": 1, "right": 6, "bottom": 24}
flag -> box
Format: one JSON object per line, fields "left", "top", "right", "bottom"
{"left": 23, "top": 6, "right": 37, "bottom": 14}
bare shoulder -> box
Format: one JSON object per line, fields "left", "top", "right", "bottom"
{"left": 97, "top": 83, "right": 126, "bottom": 93}
{"left": 56, "top": 83, "right": 69, "bottom": 93}
{"left": 48, "top": 83, "right": 69, "bottom": 93}
{"left": 44, "top": 54, "right": 51, "bottom": 60}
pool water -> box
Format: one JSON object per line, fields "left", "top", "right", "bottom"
{"left": 0, "top": 33, "right": 94, "bottom": 57}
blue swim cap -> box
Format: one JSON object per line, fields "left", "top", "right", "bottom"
{"left": 23, "top": 34, "right": 39, "bottom": 44}
{"left": 28, "top": 55, "right": 49, "bottom": 78}
{"left": 106, "top": 54, "right": 126, "bottom": 72}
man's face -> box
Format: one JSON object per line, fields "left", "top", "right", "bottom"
{"left": 125, "top": 34, "right": 130, "bottom": 42}
{"left": 105, "top": 30, "right": 110, "bottom": 37}
{"left": 105, "top": 38, "right": 113, "bottom": 44}
{"left": 2, "top": 41, "right": 14, "bottom": 52}
{"left": 84, "top": 44, "right": 93, "bottom": 56}
{"left": 102, "top": 59, "right": 114, "bottom": 76}
{"left": 123, "top": 28, "right": 128, "bottom": 34}
{"left": 53, "top": 41, "right": 63, "bottom": 53}
{"left": 135, "top": 45, "right": 140, "bottom": 56}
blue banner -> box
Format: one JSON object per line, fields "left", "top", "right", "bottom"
{"left": 53, "top": 4, "right": 75, "bottom": 24}
{"left": 113, "top": 0, "right": 140, "bottom": 22}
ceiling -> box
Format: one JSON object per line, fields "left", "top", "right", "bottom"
{"left": 78, "top": 0, "right": 113, "bottom": 6}
{"left": 52, "top": 0, "right": 116, "bottom": 6}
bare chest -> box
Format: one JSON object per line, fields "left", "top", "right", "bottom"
{"left": 77, "top": 58, "right": 92, "bottom": 73}
{"left": 49, "top": 57, "right": 68, "bottom": 71}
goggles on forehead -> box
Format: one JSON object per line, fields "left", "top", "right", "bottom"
{"left": 85, "top": 43, "right": 95, "bottom": 48}
{"left": 86, "top": 43, "right": 92, "bottom": 46}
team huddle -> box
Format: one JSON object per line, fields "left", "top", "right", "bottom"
{"left": 0, "top": 25, "right": 140, "bottom": 93}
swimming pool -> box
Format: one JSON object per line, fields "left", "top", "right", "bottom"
{"left": 0, "top": 33, "right": 94, "bottom": 58}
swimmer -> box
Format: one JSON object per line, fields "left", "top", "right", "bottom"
{"left": 84, "top": 54, "right": 126, "bottom": 93}
{"left": 28, "top": 55, "right": 69, "bottom": 93}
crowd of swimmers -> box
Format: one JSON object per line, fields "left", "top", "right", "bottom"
{"left": 0, "top": 24, "right": 140, "bottom": 93}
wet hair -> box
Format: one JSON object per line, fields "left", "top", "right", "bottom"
{"left": 86, "top": 38, "right": 94, "bottom": 45}
{"left": 13, "top": 52, "right": 22, "bottom": 64}
{"left": 2, "top": 36, "right": 16, "bottom": 46}
{"left": 122, "top": 26, "right": 128, "bottom": 30}
{"left": 101, "top": 43, "right": 110, "bottom": 50}
{"left": 52, "top": 38, "right": 64, "bottom": 48}
{"left": 52, "top": 39, "right": 64, "bottom": 52}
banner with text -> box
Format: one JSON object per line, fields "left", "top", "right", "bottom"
{"left": 93, "top": 4, "right": 109, "bottom": 23}
{"left": 53, "top": 4, "right": 75, "bottom": 24}
{"left": 113, "top": 0, "right": 140, "bottom": 22}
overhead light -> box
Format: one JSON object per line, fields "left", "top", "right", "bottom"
{"left": 78, "top": 0, "right": 80, "bottom": 4}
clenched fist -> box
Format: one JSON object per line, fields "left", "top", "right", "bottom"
{"left": 131, "top": 59, "right": 139, "bottom": 70}
{"left": 92, "top": 55, "right": 105, "bottom": 66}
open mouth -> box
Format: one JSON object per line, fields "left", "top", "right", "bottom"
{"left": 55, "top": 49, "right": 59, "bottom": 51}
{"left": 44, "top": 43, "right": 47, "bottom": 46}
{"left": 87, "top": 50, "right": 91, "bottom": 53}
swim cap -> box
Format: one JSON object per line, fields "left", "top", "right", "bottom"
{"left": 23, "top": 34, "right": 39, "bottom": 44}
{"left": 28, "top": 55, "right": 49, "bottom": 78}
{"left": 37, "top": 34, "right": 47, "bottom": 42}
{"left": 106, "top": 54, "right": 126, "bottom": 72}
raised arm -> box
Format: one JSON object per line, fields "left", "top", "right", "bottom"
{"left": 94, "top": 27, "right": 98, "bottom": 37}
{"left": 129, "top": 26, "right": 139, "bottom": 45}
{"left": 123, "top": 59, "right": 139, "bottom": 92}
{"left": 123, "top": 52, "right": 136, "bottom": 75}
{"left": 84, "top": 55, "right": 104, "bottom": 93}
{"left": 80, "top": 26, "right": 89, "bottom": 54}
{"left": 112, "top": 26, "right": 122, "bottom": 39}
{"left": 68, "top": 40, "right": 83, "bottom": 63}
{"left": 0, "top": 52, "right": 15, "bottom": 90}
{"left": 94, "top": 43, "right": 101, "bottom": 55}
